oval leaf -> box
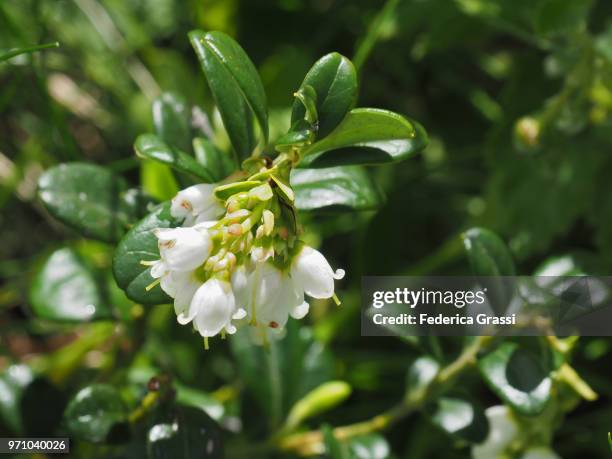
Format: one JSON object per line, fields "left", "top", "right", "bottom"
{"left": 462, "top": 227, "right": 516, "bottom": 315}
{"left": 64, "top": 384, "right": 128, "bottom": 443}
{"left": 478, "top": 342, "right": 552, "bottom": 416}
{"left": 38, "top": 163, "right": 153, "bottom": 243}
{"left": 291, "top": 53, "right": 357, "bottom": 138}
{"left": 113, "top": 202, "right": 180, "bottom": 305}
{"left": 136, "top": 134, "right": 215, "bottom": 183}
{"left": 429, "top": 397, "right": 489, "bottom": 444}
{"left": 147, "top": 405, "right": 223, "bottom": 459}
{"left": 299, "top": 109, "right": 427, "bottom": 168}
{"left": 349, "top": 434, "right": 390, "bottom": 459}
{"left": 30, "top": 248, "right": 111, "bottom": 322}
{"left": 153, "top": 92, "right": 192, "bottom": 154}
{"left": 193, "top": 137, "right": 235, "bottom": 181}
{"left": 189, "top": 30, "right": 267, "bottom": 158}
{"left": 291, "top": 166, "right": 383, "bottom": 211}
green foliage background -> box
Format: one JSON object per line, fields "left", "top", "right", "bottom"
{"left": 2, "top": 0, "right": 612, "bottom": 457}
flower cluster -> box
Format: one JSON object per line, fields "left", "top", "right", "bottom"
{"left": 144, "top": 162, "right": 344, "bottom": 346}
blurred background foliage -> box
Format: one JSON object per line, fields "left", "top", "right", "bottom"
{"left": 2, "top": 0, "right": 612, "bottom": 458}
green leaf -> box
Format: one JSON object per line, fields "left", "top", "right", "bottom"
{"left": 291, "top": 166, "right": 383, "bottom": 212}
{"left": 429, "top": 397, "right": 489, "bottom": 444}
{"left": 285, "top": 381, "right": 351, "bottom": 431}
{"left": 189, "top": 30, "right": 268, "bottom": 159}
{"left": 30, "top": 248, "right": 111, "bottom": 322}
{"left": 536, "top": 0, "right": 593, "bottom": 36}
{"left": 64, "top": 384, "right": 128, "bottom": 443}
{"left": 0, "top": 366, "right": 67, "bottom": 436}
{"left": 291, "top": 53, "right": 357, "bottom": 138}
{"left": 152, "top": 92, "right": 192, "bottom": 154}
{"left": 349, "top": 434, "right": 391, "bottom": 459}
{"left": 175, "top": 383, "right": 225, "bottom": 421}
{"left": 0, "top": 365, "right": 34, "bottom": 433}
{"left": 147, "top": 405, "right": 223, "bottom": 459}
{"left": 230, "top": 322, "right": 334, "bottom": 430}
{"left": 193, "top": 137, "right": 235, "bottom": 181}
{"left": 213, "top": 180, "right": 261, "bottom": 200}
{"left": 406, "top": 356, "right": 440, "bottom": 397}
{"left": 135, "top": 134, "right": 215, "bottom": 183}
{"left": 38, "top": 163, "right": 154, "bottom": 243}
{"left": 462, "top": 227, "right": 516, "bottom": 315}
{"left": 141, "top": 161, "right": 179, "bottom": 202}
{"left": 113, "top": 202, "right": 180, "bottom": 305}
{"left": 323, "top": 424, "right": 355, "bottom": 459}
{"left": 478, "top": 342, "right": 552, "bottom": 416}
{"left": 299, "top": 109, "right": 427, "bottom": 168}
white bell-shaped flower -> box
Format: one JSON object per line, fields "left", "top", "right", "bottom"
{"left": 232, "top": 262, "right": 306, "bottom": 330}
{"left": 171, "top": 184, "right": 224, "bottom": 226}
{"left": 158, "top": 270, "right": 202, "bottom": 323}
{"left": 291, "top": 245, "right": 345, "bottom": 299}
{"left": 472, "top": 405, "right": 518, "bottom": 459}
{"left": 521, "top": 448, "right": 561, "bottom": 459}
{"left": 184, "top": 278, "right": 246, "bottom": 337}
{"left": 154, "top": 226, "right": 212, "bottom": 272}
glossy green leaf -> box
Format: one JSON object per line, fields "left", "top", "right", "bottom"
{"left": 30, "top": 248, "right": 111, "bottom": 322}
{"left": 135, "top": 134, "right": 215, "bottom": 183}
{"left": 275, "top": 121, "right": 315, "bottom": 153}
{"left": 291, "top": 166, "right": 383, "bottom": 212}
{"left": 299, "top": 109, "right": 427, "bottom": 168}
{"left": 291, "top": 53, "right": 357, "bottom": 138}
{"left": 147, "top": 405, "right": 223, "bottom": 459}
{"left": 141, "top": 161, "right": 180, "bottom": 202}
{"left": 406, "top": 356, "right": 440, "bottom": 397}
{"left": 0, "top": 365, "right": 34, "bottom": 433}
{"left": 64, "top": 384, "right": 128, "bottom": 443}
{"left": 175, "top": 383, "right": 225, "bottom": 421}
{"left": 323, "top": 424, "right": 355, "bottom": 459}
{"left": 230, "top": 322, "right": 334, "bottom": 430}
{"left": 113, "top": 202, "right": 179, "bottom": 305}
{"left": 285, "top": 381, "right": 351, "bottom": 431}
{"left": 430, "top": 397, "right": 489, "bottom": 444}
{"left": 189, "top": 30, "right": 267, "bottom": 159}
{"left": 478, "top": 342, "right": 552, "bottom": 416}
{"left": 349, "top": 434, "right": 391, "bottom": 459}
{"left": 462, "top": 227, "right": 516, "bottom": 315}
{"left": 0, "top": 366, "right": 66, "bottom": 436}
{"left": 38, "top": 163, "right": 154, "bottom": 243}
{"left": 152, "top": 92, "right": 192, "bottom": 154}
{"left": 193, "top": 137, "right": 235, "bottom": 181}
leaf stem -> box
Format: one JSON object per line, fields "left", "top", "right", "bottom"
{"left": 0, "top": 41, "right": 60, "bottom": 62}
{"left": 277, "top": 336, "right": 492, "bottom": 455}
{"left": 352, "top": 0, "right": 401, "bottom": 72}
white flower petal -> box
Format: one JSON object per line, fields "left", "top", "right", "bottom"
{"left": 290, "top": 301, "right": 310, "bottom": 320}
{"left": 190, "top": 279, "right": 236, "bottom": 338}
{"left": 291, "top": 246, "right": 343, "bottom": 299}
{"left": 156, "top": 226, "right": 212, "bottom": 271}
{"left": 150, "top": 260, "right": 167, "bottom": 279}
{"left": 171, "top": 184, "right": 224, "bottom": 225}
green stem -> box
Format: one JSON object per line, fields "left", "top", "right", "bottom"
{"left": 352, "top": 0, "right": 401, "bottom": 72}
{"left": 0, "top": 41, "right": 59, "bottom": 62}
{"left": 277, "top": 336, "right": 491, "bottom": 456}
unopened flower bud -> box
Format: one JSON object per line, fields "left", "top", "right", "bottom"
{"left": 263, "top": 210, "right": 274, "bottom": 236}
{"left": 249, "top": 183, "right": 273, "bottom": 202}
{"left": 256, "top": 225, "right": 265, "bottom": 239}
{"left": 228, "top": 224, "right": 243, "bottom": 236}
